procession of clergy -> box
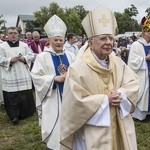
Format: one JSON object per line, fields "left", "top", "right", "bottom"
{"left": 0, "top": 4, "right": 150, "bottom": 150}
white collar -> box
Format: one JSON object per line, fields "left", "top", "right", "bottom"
{"left": 44, "top": 46, "right": 65, "bottom": 56}
{"left": 138, "top": 37, "right": 150, "bottom": 46}
{"left": 92, "top": 51, "right": 108, "bottom": 68}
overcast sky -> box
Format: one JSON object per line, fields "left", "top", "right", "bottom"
{"left": 0, "top": 0, "right": 149, "bottom": 27}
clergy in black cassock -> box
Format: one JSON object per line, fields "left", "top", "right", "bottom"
{"left": 0, "top": 27, "right": 35, "bottom": 124}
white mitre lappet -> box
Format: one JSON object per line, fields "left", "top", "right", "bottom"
{"left": 82, "top": 5, "right": 118, "bottom": 38}
{"left": 44, "top": 14, "right": 67, "bottom": 38}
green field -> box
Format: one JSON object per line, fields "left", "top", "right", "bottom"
{"left": 0, "top": 106, "right": 46, "bottom": 150}
{"left": 0, "top": 106, "right": 149, "bottom": 150}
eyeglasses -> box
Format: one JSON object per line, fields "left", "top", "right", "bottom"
{"left": 8, "top": 32, "right": 18, "bottom": 35}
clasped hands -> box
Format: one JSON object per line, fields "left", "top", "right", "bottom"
{"left": 10, "top": 54, "right": 25, "bottom": 64}
{"left": 54, "top": 72, "right": 67, "bottom": 83}
{"left": 108, "top": 90, "right": 122, "bottom": 106}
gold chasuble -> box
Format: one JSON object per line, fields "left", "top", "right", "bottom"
{"left": 61, "top": 48, "right": 139, "bottom": 150}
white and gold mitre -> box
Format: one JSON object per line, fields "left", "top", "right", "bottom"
{"left": 82, "top": 5, "right": 118, "bottom": 38}
{"left": 44, "top": 14, "right": 67, "bottom": 38}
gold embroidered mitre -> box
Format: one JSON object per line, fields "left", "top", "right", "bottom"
{"left": 141, "top": 16, "right": 150, "bottom": 32}
{"left": 81, "top": 5, "right": 118, "bottom": 38}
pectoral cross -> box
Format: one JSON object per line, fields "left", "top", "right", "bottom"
{"left": 58, "top": 63, "right": 68, "bottom": 75}
{"left": 99, "top": 15, "right": 109, "bottom": 27}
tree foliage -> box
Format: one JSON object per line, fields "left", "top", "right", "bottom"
{"left": 73, "top": 5, "right": 89, "bottom": 35}
{"left": 34, "top": 2, "right": 64, "bottom": 30}
{"left": 73, "top": 5, "right": 89, "bottom": 21}
{"left": 115, "top": 4, "right": 140, "bottom": 34}
{"left": 33, "top": 2, "right": 144, "bottom": 35}
{"left": 124, "top": 4, "right": 138, "bottom": 17}
{"left": 64, "top": 5, "right": 89, "bottom": 35}
{"left": 0, "top": 15, "right": 7, "bottom": 33}
{"left": 145, "top": 7, "right": 150, "bottom": 16}
{"left": 0, "top": 15, "right": 4, "bottom": 27}
{"left": 34, "top": 2, "right": 88, "bottom": 35}
{"left": 63, "top": 8, "right": 81, "bottom": 34}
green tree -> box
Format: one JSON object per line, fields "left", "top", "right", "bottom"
{"left": 124, "top": 4, "right": 138, "bottom": 17}
{"left": 34, "top": 2, "right": 65, "bottom": 30}
{"left": 63, "top": 6, "right": 89, "bottom": 35}
{"left": 73, "top": 5, "right": 89, "bottom": 21}
{"left": 25, "top": 21, "right": 34, "bottom": 32}
{"left": 115, "top": 5, "right": 140, "bottom": 33}
{"left": 0, "top": 15, "right": 4, "bottom": 27}
{"left": 145, "top": 7, "right": 150, "bottom": 16}
{"left": 0, "top": 15, "right": 7, "bottom": 33}
{"left": 73, "top": 5, "right": 89, "bottom": 35}
{"left": 34, "top": 2, "right": 88, "bottom": 35}
{"left": 115, "top": 12, "right": 131, "bottom": 33}
{"left": 63, "top": 8, "right": 81, "bottom": 34}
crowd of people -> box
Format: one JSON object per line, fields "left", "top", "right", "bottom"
{"left": 0, "top": 4, "right": 150, "bottom": 150}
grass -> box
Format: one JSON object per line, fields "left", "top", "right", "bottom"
{"left": 0, "top": 105, "right": 150, "bottom": 150}
{"left": 135, "top": 118, "right": 150, "bottom": 150}
{"left": 0, "top": 106, "right": 46, "bottom": 150}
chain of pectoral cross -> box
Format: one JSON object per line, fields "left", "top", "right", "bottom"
{"left": 57, "top": 55, "right": 67, "bottom": 74}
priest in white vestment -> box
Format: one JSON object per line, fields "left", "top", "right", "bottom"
{"left": 63, "top": 33, "right": 78, "bottom": 55}
{"left": 0, "top": 35, "right": 5, "bottom": 105}
{"left": 0, "top": 27, "right": 35, "bottom": 124}
{"left": 31, "top": 15, "right": 75, "bottom": 150}
{"left": 60, "top": 5, "right": 139, "bottom": 150}
{"left": 128, "top": 16, "right": 150, "bottom": 121}
{"left": 0, "top": 67, "right": 4, "bottom": 106}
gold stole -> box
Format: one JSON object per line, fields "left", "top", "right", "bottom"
{"left": 83, "top": 48, "right": 126, "bottom": 150}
